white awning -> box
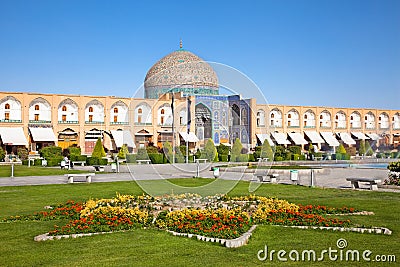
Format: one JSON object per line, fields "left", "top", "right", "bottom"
{"left": 111, "top": 130, "right": 135, "bottom": 148}
{"left": 287, "top": 132, "right": 308, "bottom": 145}
{"left": 0, "top": 127, "right": 28, "bottom": 146}
{"left": 271, "top": 132, "right": 291, "bottom": 145}
{"left": 320, "top": 132, "right": 340, "bottom": 147}
{"left": 338, "top": 132, "right": 356, "bottom": 145}
{"left": 304, "top": 131, "right": 325, "bottom": 144}
{"left": 351, "top": 132, "right": 369, "bottom": 140}
{"left": 256, "top": 134, "right": 275, "bottom": 146}
{"left": 179, "top": 132, "right": 199, "bottom": 142}
{"left": 366, "top": 133, "right": 381, "bottom": 140}
{"left": 29, "top": 127, "right": 56, "bottom": 142}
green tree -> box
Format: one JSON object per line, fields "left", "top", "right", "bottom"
{"left": 358, "top": 140, "right": 366, "bottom": 156}
{"left": 175, "top": 146, "right": 185, "bottom": 163}
{"left": 203, "top": 139, "right": 217, "bottom": 162}
{"left": 260, "top": 139, "right": 274, "bottom": 161}
{"left": 337, "top": 143, "right": 347, "bottom": 154}
{"left": 162, "top": 141, "right": 173, "bottom": 163}
{"left": 136, "top": 148, "right": 149, "bottom": 160}
{"left": 0, "top": 147, "right": 5, "bottom": 161}
{"left": 17, "top": 147, "right": 28, "bottom": 160}
{"left": 231, "top": 138, "right": 243, "bottom": 162}
{"left": 216, "top": 143, "right": 230, "bottom": 156}
{"left": 91, "top": 137, "right": 106, "bottom": 158}
{"left": 117, "top": 144, "right": 129, "bottom": 159}
{"left": 365, "top": 141, "right": 373, "bottom": 156}
{"left": 308, "top": 143, "right": 315, "bottom": 154}
{"left": 40, "top": 146, "right": 62, "bottom": 159}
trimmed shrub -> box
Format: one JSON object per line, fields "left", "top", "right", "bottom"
{"left": 22, "top": 160, "right": 28, "bottom": 165}
{"left": 237, "top": 154, "right": 248, "bottom": 162}
{"left": 292, "top": 154, "right": 300, "bottom": 161}
{"left": 284, "top": 152, "right": 292, "bottom": 161}
{"left": 231, "top": 138, "right": 243, "bottom": 162}
{"left": 162, "top": 141, "right": 173, "bottom": 163}
{"left": 288, "top": 146, "right": 301, "bottom": 155}
{"left": 117, "top": 144, "right": 128, "bottom": 159}
{"left": 248, "top": 153, "right": 255, "bottom": 162}
{"left": 77, "top": 155, "right": 87, "bottom": 162}
{"left": 149, "top": 153, "right": 164, "bottom": 164}
{"left": 260, "top": 140, "right": 274, "bottom": 161}
{"left": 219, "top": 154, "right": 228, "bottom": 162}
{"left": 146, "top": 146, "right": 158, "bottom": 154}
{"left": 47, "top": 156, "right": 63, "bottom": 167}
{"left": 275, "top": 156, "right": 284, "bottom": 161}
{"left": 126, "top": 154, "right": 136, "bottom": 163}
{"left": 68, "top": 146, "right": 81, "bottom": 156}
{"left": 137, "top": 148, "right": 149, "bottom": 160}
{"left": 34, "top": 159, "right": 42, "bottom": 166}
{"left": 188, "top": 155, "right": 194, "bottom": 163}
{"left": 175, "top": 147, "right": 185, "bottom": 163}
{"left": 0, "top": 147, "right": 5, "bottom": 161}
{"left": 40, "top": 146, "right": 62, "bottom": 159}
{"left": 91, "top": 138, "right": 106, "bottom": 158}
{"left": 17, "top": 147, "right": 28, "bottom": 160}
{"left": 346, "top": 146, "right": 356, "bottom": 157}
{"left": 86, "top": 157, "right": 99, "bottom": 166}
{"left": 203, "top": 139, "right": 217, "bottom": 162}
{"left": 216, "top": 143, "right": 230, "bottom": 156}
{"left": 358, "top": 140, "right": 366, "bottom": 156}
{"left": 99, "top": 158, "right": 108, "bottom": 165}
{"left": 337, "top": 144, "right": 346, "bottom": 154}
{"left": 299, "top": 154, "right": 306, "bottom": 160}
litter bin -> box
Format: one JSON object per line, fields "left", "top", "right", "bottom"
{"left": 212, "top": 167, "right": 220, "bottom": 178}
{"left": 290, "top": 170, "right": 298, "bottom": 182}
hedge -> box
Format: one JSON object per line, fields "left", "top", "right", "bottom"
{"left": 236, "top": 154, "right": 249, "bottom": 162}
{"left": 149, "top": 153, "right": 164, "bottom": 164}
{"left": 219, "top": 155, "right": 228, "bottom": 162}
{"left": 126, "top": 154, "right": 136, "bottom": 163}
{"left": 86, "top": 157, "right": 108, "bottom": 166}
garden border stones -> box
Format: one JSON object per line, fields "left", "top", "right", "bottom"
{"left": 166, "top": 225, "right": 258, "bottom": 248}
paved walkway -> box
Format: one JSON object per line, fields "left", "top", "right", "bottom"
{"left": 0, "top": 163, "right": 397, "bottom": 192}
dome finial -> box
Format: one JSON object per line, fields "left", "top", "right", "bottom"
{"left": 179, "top": 39, "right": 183, "bottom": 49}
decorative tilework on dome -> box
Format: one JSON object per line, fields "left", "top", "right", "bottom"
{"left": 144, "top": 49, "right": 219, "bottom": 99}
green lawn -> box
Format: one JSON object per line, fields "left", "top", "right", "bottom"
{"left": 0, "top": 165, "right": 90, "bottom": 177}
{"left": 0, "top": 179, "right": 399, "bottom": 266}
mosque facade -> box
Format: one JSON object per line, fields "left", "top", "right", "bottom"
{"left": 0, "top": 44, "right": 399, "bottom": 156}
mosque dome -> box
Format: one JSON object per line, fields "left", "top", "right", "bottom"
{"left": 144, "top": 41, "right": 219, "bottom": 99}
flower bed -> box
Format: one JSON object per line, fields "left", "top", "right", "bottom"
{"left": 1, "top": 193, "right": 389, "bottom": 246}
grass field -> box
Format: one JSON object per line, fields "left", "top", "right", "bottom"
{"left": 0, "top": 179, "right": 399, "bottom": 266}
{"left": 0, "top": 165, "right": 90, "bottom": 177}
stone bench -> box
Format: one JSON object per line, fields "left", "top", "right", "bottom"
{"left": 65, "top": 173, "right": 95, "bottom": 183}
{"left": 137, "top": 160, "right": 151, "bottom": 164}
{"left": 346, "top": 177, "right": 382, "bottom": 190}
{"left": 72, "top": 161, "right": 86, "bottom": 167}
{"left": 254, "top": 172, "right": 279, "bottom": 183}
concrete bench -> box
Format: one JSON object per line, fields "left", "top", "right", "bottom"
{"left": 93, "top": 165, "right": 105, "bottom": 172}
{"left": 137, "top": 159, "right": 151, "bottom": 164}
{"left": 254, "top": 172, "right": 279, "bottom": 183}
{"left": 346, "top": 177, "right": 382, "bottom": 190}
{"left": 65, "top": 173, "right": 95, "bottom": 183}
{"left": 72, "top": 161, "right": 86, "bottom": 167}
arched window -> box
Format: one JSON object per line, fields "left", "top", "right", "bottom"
{"left": 138, "top": 108, "right": 142, "bottom": 114}
{"left": 89, "top": 107, "right": 93, "bottom": 112}
{"left": 62, "top": 106, "right": 67, "bottom": 111}
{"left": 114, "top": 107, "right": 118, "bottom": 113}
{"left": 5, "top": 103, "right": 10, "bottom": 110}
{"left": 161, "top": 109, "right": 165, "bottom": 115}
{"left": 35, "top": 104, "right": 39, "bottom": 111}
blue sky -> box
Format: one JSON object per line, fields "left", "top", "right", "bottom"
{"left": 0, "top": 0, "right": 399, "bottom": 109}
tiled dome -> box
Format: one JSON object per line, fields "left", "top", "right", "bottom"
{"left": 144, "top": 44, "right": 219, "bottom": 99}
